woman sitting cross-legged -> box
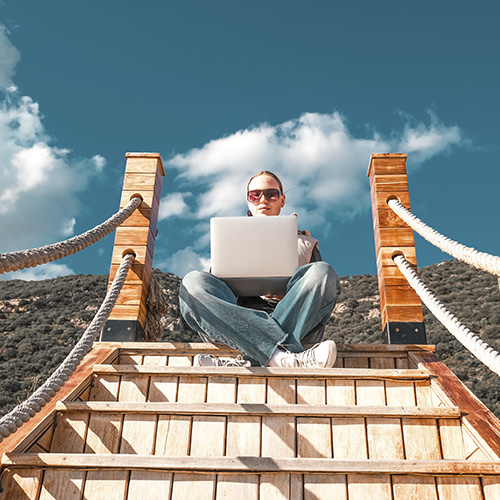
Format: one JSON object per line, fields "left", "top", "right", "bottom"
{"left": 179, "top": 170, "right": 341, "bottom": 368}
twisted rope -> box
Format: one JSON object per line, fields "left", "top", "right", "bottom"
{"left": 0, "top": 253, "right": 134, "bottom": 443}
{"left": 393, "top": 254, "right": 500, "bottom": 377}
{"left": 0, "top": 196, "right": 142, "bottom": 275}
{"left": 388, "top": 198, "right": 500, "bottom": 277}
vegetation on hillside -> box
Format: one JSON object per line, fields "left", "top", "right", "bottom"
{"left": 1, "top": 260, "right": 499, "bottom": 418}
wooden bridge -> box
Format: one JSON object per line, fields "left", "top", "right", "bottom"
{"left": 1, "top": 153, "right": 499, "bottom": 499}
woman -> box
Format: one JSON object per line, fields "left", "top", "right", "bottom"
{"left": 179, "top": 171, "right": 341, "bottom": 368}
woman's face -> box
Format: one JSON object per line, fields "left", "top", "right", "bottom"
{"left": 247, "top": 174, "right": 285, "bottom": 216}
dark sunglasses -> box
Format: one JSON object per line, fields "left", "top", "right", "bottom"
{"left": 247, "top": 188, "right": 282, "bottom": 204}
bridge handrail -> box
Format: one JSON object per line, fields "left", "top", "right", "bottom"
{"left": 0, "top": 253, "right": 134, "bottom": 443}
{"left": 0, "top": 196, "right": 142, "bottom": 275}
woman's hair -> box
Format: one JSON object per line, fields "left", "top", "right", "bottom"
{"left": 247, "top": 171, "right": 284, "bottom": 194}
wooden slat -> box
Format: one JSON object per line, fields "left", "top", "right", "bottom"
{"left": 38, "top": 470, "right": 85, "bottom": 500}
{"left": 392, "top": 475, "right": 438, "bottom": 500}
{"left": 5, "top": 454, "right": 500, "bottom": 475}
{"left": 81, "top": 470, "right": 128, "bottom": 500}
{"left": 0, "top": 469, "right": 43, "bottom": 500}
{"left": 92, "top": 365, "right": 431, "bottom": 380}
{"left": 127, "top": 471, "right": 172, "bottom": 500}
{"left": 56, "top": 401, "right": 462, "bottom": 418}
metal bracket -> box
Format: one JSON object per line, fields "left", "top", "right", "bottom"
{"left": 100, "top": 320, "right": 145, "bottom": 342}
{"left": 383, "top": 322, "right": 427, "bottom": 344}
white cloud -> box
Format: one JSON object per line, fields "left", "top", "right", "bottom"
{"left": 0, "top": 24, "right": 107, "bottom": 280}
{"left": 159, "top": 192, "right": 193, "bottom": 219}
{"left": 0, "top": 263, "right": 75, "bottom": 281}
{"left": 157, "top": 247, "right": 210, "bottom": 278}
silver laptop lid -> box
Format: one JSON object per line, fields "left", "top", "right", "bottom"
{"left": 210, "top": 216, "right": 299, "bottom": 295}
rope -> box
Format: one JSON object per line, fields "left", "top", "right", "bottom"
{"left": 0, "top": 196, "right": 142, "bottom": 275}
{"left": 143, "top": 273, "right": 169, "bottom": 342}
{"left": 387, "top": 198, "right": 500, "bottom": 277}
{"left": 0, "top": 253, "right": 134, "bottom": 443}
{"left": 393, "top": 254, "right": 500, "bottom": 378}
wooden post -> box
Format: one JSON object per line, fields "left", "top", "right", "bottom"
{"left": 100, "top": 153, "right": 165, "bottom": 342}
{"left": 367, "top": 153, "right": 426, "bottom": 344}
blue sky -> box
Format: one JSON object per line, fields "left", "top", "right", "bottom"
{"left": 0, "top": 1, "right": 499, "bottom": 280}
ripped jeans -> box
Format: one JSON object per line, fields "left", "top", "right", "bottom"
{"left": 179, "top": 262, "right": 340, "bottom": 366}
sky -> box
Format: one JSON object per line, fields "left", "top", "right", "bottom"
{"left": 0, "top": 1, "right": 499, "bottom": 281}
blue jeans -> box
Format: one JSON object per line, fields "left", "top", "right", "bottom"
{"left": 179, "top": 262, "right": 340, "bottom": 366}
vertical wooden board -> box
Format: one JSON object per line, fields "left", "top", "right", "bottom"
{"left": 366, "top": 417, "right": 404, "bottom": 459}
{"left": 216, "top": 475, "right": 259, "bottom": 499}
{"left": 119, "top": 354, "right": 143, "bottom": 365}
{"left": 143, "top": 355, "right": 168, "bottom": 366}
{"left": 303, "top": 474, "right": 347, "bottom": 500}
{"left": 463, "top": 425, "right": 488, "bottom": 460}
{"left": 156, "top": 415, "right": 191, "bottom": 456}
{"left": 439, "top": 419, "right": 466, "bottom": 459}
{"left": 127, "top": 471, "right": 172, "bottom": 500}
{"left": 191, "top": 415, "right": 226, "bottom": 456}
{"left": 370, "top": 357, "right": 395, "bottom": 369}
{"left": 436, "top": 476, "right": 483, "bottom": 500}
{"left": 50, "top": 412, "right": 89, "bottom": 453}
{"left": 89, "top": 375, "right": 120, "bottom": 401}
{"left": 290, "top": 474, "right": 303, "bottom": 500}
{"left": 392, "top": 475, "right": 438, "bottom": 500}
{"left": 207, "top": 376, "right": 237, "bottom": 403}
{"left": 38, "top": 470, "right": 85, "bottom": 500}
{"left": 82, "top": 470, "right": 128, "bottom": 500}
{"left": 177, "top": 376, "right": 207, "bottom": 403}
{"left": 148, "top": 376, "right": 178, "bottom": 402}
{"left": 261, "top": 415, "right": 296, "bottom": 458}
{"left": 120, "top": 413, "right": 157, "bottom": 454}
{"left": 332, "top": 418, "right": 367, "bottom": 459}
{"left": 85, "top": 413, "right": 123, "bottom": 453}
{"left": 237, "top": 377, "right": 267, "bottom": 403}
{"left": 347, "top": 474, "right": 392, "bottom": 500}
{"left": 167, "top": 356, "right": 193, "bottom": 366}
{"left": 356, "top": 380, "right": 386, "bottom": 406}
{"left": 260, "top": 474, "right": 291, "bottom": 499}
{"left": 267, "top": 378, "right": 296, "bottom": 404}
{"left": 0, "top": 469, "right": 42, "bottom": 500}
{"left": 414, "top": 381, "right": 433, "bottom": 407}
{"left": 395, "top": 356, "right": 409, "bottom": 369}
{"left": 297, "top": 417, "right": 332, "bottom": 458}
{"left": 171, "top": 473, "right": 215, "bottom": 500}
{"left": 118, "top": 374, "right": 149, "bottom": 402}
{"left": 296, "top": 378, "right": 326, "bottom": 404}
{"left": 403, "top": 418, "right": 441, "bottom": 460}
{"left": 483, "top": 477, "right": 500, "bottom": 500}
{"left": 227, "top": 416, "right": 261, "bottom": 456}
{"left": 344, "top": 357, "right": 369, "bottom": 368}
{"left": 385, "top": 380, "right": 416, "bottom": 406}
{"left": 326, "top": 380, "right": 356, "bottom": 405}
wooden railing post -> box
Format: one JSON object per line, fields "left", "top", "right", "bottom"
{"left": 367, "top": 153, "right": 427, "bottom": 344}
{"left": 100, "top": 152, "right": 164, "bottom": 342}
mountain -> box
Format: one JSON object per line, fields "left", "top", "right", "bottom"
{"left": 1, "top": 259, "right": 499, "bottom": 418}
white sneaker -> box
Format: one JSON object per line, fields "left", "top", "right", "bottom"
{"left": 279, "top": 341, "right": 336, "bottom": 368}
{"left": 193, "top": 354, "right": 251, "bottom": 368}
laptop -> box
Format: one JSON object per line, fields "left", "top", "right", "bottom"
{"left": 210, "top": 215, "right": 299, "bottom": 296}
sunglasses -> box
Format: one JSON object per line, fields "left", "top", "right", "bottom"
{"left": 247, "top": 188, "right": 282, "bottom": 204}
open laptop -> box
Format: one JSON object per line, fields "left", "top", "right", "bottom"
{"left": 210, "top": 215, "right": 299, "bottom": 296}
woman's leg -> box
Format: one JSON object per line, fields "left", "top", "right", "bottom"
{"left": 179, "top": 270, "right": 302, "bottom": 366}
{"left": 271, "top": 262, "right": 340, "bottom": 351}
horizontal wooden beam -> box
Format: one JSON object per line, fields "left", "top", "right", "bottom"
{"left": 4, "top": 454, "right": 500, "bottom": 475}
{"left": 55, "top": 401, "right": 461, "bottom": 418}
{"left": 91, "top": 364, "right": 431, "bottom": 380}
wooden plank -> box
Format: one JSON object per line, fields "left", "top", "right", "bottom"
{"left": 7, "top": 454, "right": 500, "bottom": 475}
{"left": 155, "top": 415, "right": 191, "bottom": 457}
{"left": 372, "top": 174, "right": 409, "bottom": 192}
{"left": 436, "top": 476, "right": 484, "bottom": 500}
{"left": 217, "top": 475, "right": 258, "bottom": 499}
{"left": 326, "top": 379, "right": 356, "bottom": 405}
{"left": 440, "top": 419, "right": 466, "bottom": 459}
{"left": 392, "top": 475, "right": 438, "bottom": 500}
{"left": 410, "top": 351, "right": 500, "bottom": 459}
{"left": 297, "top": 417, "right": 332, "bottom": 458}
{"left": 85, "top": 413, "right": 123, "bottom": 454}
{"left": 483, "top": 477, "right": 500, "bottom": 500}
{"left": 38, "top": 470, "right": 85, "bottom": 500}
{"left": 297, "top": 378, "right": 326, "bottom": 404}
{"left": 57, "top": 401, "right": 462, "bottom": 418}
{"left": 49, "top": 412, "right": 88, "bottom": 453}
{"left": 366, "top": 418, "right": 404, "bottom": 459}
{"left": 81, "top": 470, "right": 128, "bottom": 500}
{"left": 403, "top": 418, "right": 442, "bottom": 460}
{"left": 0, "top": 344, "right": 118, "bottom": 456}
{"left": 127, "top": 471, "right": 173, "bottom": 500}
{"left": 177, "top": 376, "right": 207, "bottom": 403}
{"left": 332, "top": 417, "right": 367, "bottom": 459}
{"left": 92, "top": 364, "right": 431, "bottom": 380}
{"left": 303, "top": 474, "right": 347, "bottom": 499}
{"left": 237, "top": 377, "right": 267, "bottom": 403}
{"left": 0, "top": 469, "right": 42, "bottom": 500}
{"left": 171, "top": 473, "right": 215, "bottom": 500}
{"left": 148, "top": 375, "right": 178, "bottom": 402}
{"left": 347, "top": 474, "right": 392, "bottom": 499}
{"left": 260, "top": 474, "right": 292, "bottom": 499}
{"left": 167, "top": 355, "right": 193, "bottom": 366}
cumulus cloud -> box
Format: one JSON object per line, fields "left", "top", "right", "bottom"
{"left": 159, "top": 110, "right": 465, "bottom": 277}
{"left": 0, "top": 263, "right": 75, "bottom": 281}
{"left": 157, "top": 247, "right": 210, "bottom": 278}
{"left": 158, "top": 192, "right": 193, "bottom": 219}
{"left": 0, "top": 25, "right": 107, "bottom": 278}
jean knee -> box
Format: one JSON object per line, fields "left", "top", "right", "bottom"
{"left": 307, "top": 262, "right": 340, "bottom": 301}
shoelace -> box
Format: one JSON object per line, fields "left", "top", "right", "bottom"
{"left": 280, "top": 344, "right": 320, "bottom": 368}
{"left": 211, "top": 355, "right": 250, "bottom": 367}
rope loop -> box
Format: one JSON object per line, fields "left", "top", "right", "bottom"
{"left": 387, "top": 198, "right": 500, "bottom": 277}
{"left": 393, "top": 254, "right": 500, "bottom": 378}
{"left": 0, "top": 253, "right": 134, "bottom": 443}
{"left": 0, "top": 196, "right": 142, "bottom": 275}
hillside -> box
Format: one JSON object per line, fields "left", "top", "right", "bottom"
{"left": 1, "top": 259, "right": 499, "bottom": 418}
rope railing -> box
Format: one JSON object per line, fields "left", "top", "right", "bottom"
{"left": 0, "top": 253, "right": 134, "bottom": 443}
{"left": 393, "top": 254, "right": 500, "bottom": 378}
{"left": 387, "top": 198, "right": 500, "bottom": 278}
{"left": 0, "top": 196, "right": 142, "bottom": 275}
